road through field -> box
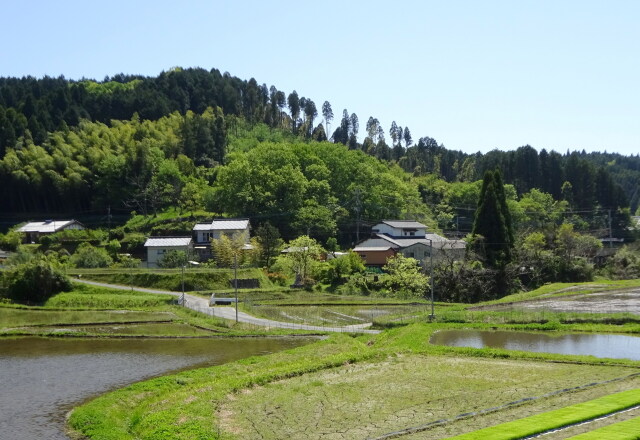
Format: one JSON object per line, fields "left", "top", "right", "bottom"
{"left": 73, "top": 279, "right": 380, "bottom": 334}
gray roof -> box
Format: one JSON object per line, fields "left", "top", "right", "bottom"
{"left": 353, "top": 246, "right": 394, "bottom": 252}
{"left": 193, "top": 219, "right": 250, "bottom": 231}
{"left": 380, "top": 220, "right": 427, "bottom": 229}
{"left": 144, "top": 237, "right": 192, "bottom": 247}
{"left": 357, "top": 233, "right": 465, "bottom": 250}
{"left": 17, "top": 220, "right": 80, "bottom": 233}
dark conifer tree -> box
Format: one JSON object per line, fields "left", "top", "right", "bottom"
{"left": 472, "top": 170, "right": 513, "bottom": 268}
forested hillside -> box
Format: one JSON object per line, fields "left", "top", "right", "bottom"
{"left": 0, "top": 67, "right": 638, "bottom": 238}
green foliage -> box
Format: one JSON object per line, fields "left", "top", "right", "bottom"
{"left": 381, "top": 254, "right": 429, "bottom": 299}
{"left": 255, "top": 222, "right": 283, "bottom": 268}
{"left": 3, "top": 256, "right": 71, "bottom": 303}
{"left": 112, "top": 254, "right": 141, "bottom": 268}
{"left": 472, "top": 169, "right": 514, "bottom": 269}
{"left": 211, "top": 140, "right": 428, "bottom": 241}
{"left": 158, "top": 250, "right": 188, "bottom": 269}
{"left": 319, "top": 252, "right": 366, "bottom": 286}
{"left": 281, "top": 235, "right": 323, "bottom": 284}
{"left": 210, "top": 232, "right": 249, "bottom": 268}
{"left": 0, "top": 230, "right": 22, "bottom": 251}
{"left": 70, "top": 243, "right": 113, "bottom": 268}
{"left": 602, "top": 246, "right": 640, "bottom": 280}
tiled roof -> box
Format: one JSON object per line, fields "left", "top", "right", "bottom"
{"left": 380, "top": 220, "right": 427, "bottom": 229}
{"left": 17, "top": 220, "right": 78, "bottom": 233}
{"left": 362, "top": 233, "right": 465, "bottom": 250}
{"left": 144, "top": 237, "right": 192, "bottom": 247}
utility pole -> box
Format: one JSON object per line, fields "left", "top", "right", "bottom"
{"left": 354, "top": 188, "right": 362, "bottom": 242}
{"left": 608, "top": 209, "right": 613, "bottom": 249}
{"left": 234, "top": 252, "right": 238, "bottom": 323}
{"left": 429, "top": 238, "right": 435, "bottom": 320}
{"left": 180, "top": 264, "right": 185, "bottom": 306}
{"left": 107, "top": 205, "right": 112, "bottom": 240}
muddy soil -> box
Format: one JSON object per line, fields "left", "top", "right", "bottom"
{"left": 474, "top": 288, "right": 640, "bottom": 315}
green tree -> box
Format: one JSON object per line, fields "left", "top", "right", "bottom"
{"left": 381, "top": 254, "right": 428, "bottom": 299}
{"left": 211, "top": 232, "right": 248, "bottom": 268}
{"left": 287, "top": 91, "right": 300, "bottom": 133}
{"left": 282, "top": 236, "right": 324, "bottom": 285}
{"left": 322, "top": 101, "right": 333, "bottom": 136}
{"left": 472, "top": 170, "right": 514, "bottom": 268}
{"left": 158, "top": 249, "right": 188, "bottom": 268}
{"left": 255, "top": 222, "right": 283, "bottom": 268}
{"left": 4, "top": 256, "right": 72, "bottom": 303}
{"left": 70, "top": 243, "right": 113, "bottom": 268}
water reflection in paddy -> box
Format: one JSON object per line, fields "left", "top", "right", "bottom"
{"left": 430, "top": 330, "right": 640, "bottom": 361}
{"left": 0, "top": 336, "right": 312, "bottom": 440}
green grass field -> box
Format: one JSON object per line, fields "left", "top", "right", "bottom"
{"left": 446, "top": 389, "right": 640, "bottom": 440}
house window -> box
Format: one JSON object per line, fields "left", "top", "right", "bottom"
{"left": 408, "top": 252, "right": 415, "bottom": 258}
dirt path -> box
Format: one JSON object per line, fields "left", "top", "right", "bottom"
{"left": 73, "top": 279, "right": 380, "bottom": 334}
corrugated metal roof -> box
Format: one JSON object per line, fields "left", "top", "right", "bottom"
{"left": 380, "top": 220, "right": 427, "bottom": 229}
{"left": 144, "top": 237, "right": 192, "bottom": 247}
{"left": 17, "top": 220, "right": 79, "bottom": 233}
{"left": 192, "top": 219, "right": 250, "bottom": 231}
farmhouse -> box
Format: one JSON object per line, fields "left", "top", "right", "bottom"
{"left": 192, "top": 218, "right": 251, "bottom": 260}
{"left": 353, "top": 220, "right": 465, "bottom": 267}
{"left": 17, "top": 219, "right": 84, "bottom": 243}
{"left": 143, "top": 236, "right": 192, "bottom": 268}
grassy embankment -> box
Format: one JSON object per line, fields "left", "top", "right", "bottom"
{"left": 68, "top": 319, "right": 640, "bottom": 440}
{"left": 68, "top": 266, "right": 273, "bottom": 293}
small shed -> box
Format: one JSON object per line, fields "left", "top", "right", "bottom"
{"left": 352, "top": 245, "right": 397, "bottom": 266}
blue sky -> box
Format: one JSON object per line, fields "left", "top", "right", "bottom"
{"left": 3, "top": 0, "right": 639, "bottom": 155}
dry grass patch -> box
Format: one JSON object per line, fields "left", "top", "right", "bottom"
{"left": 217, "top": 354, "right": 639, "bottom": 440}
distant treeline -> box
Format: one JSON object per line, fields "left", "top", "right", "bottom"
{"left": 0, "top": 67, "right": 638, "bottom": 217}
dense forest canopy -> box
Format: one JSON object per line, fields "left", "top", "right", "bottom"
{"left": 0, "top": 67, "right": 638, "bottom": 241}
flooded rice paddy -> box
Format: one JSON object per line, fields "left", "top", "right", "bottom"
{"left": 0, "top": 336, "right": 311, "bottom": 440}
{"left": 431, "top": 329, "right": 640, "bottom": 361}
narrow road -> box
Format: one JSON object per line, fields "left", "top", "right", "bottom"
{"left": 74, "top": 279, "right": 380, "bottom": 334}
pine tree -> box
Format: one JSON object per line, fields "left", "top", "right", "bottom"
{"left": 472, "top": 170, "right": 513, "bottom": 268}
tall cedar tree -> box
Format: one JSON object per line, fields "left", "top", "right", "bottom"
{"left": 472, "top": 169, "right": 513, "bottom": 268}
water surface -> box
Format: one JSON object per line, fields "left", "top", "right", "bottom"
{"left": 0, "top": 336, "right": 311, "bottom": 440}
{"left": 430, "top": 329, "right": 640, "bottom": 361}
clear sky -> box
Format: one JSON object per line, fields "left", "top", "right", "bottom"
{"left": 3, "top": 0, "right": 639, "bottom": 155}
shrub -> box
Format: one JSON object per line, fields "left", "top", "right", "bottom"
{"left": 0, "top": 230, "right": 22, "bottom": 251}
{"left": 70, "top": 243, "right": 113, "bottom": 268}
{"left": 266, "top": 271, "right": 288, "bottom": 286}
{"left": 113, "top": 254, "right": 141, "bottom": 268}
{"left": 4, "top": 257, "right": 72, "bottom": 303}
{"left": 158, "top": 250, "right": 188, "bottom": 268}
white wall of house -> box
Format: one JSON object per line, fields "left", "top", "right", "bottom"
{"left": 146, "top": 245, "right": 191, "bottom": 267}
{"left": 195, "top": 228, "right": 248, "bottom": 244}
{"left": 372, "top": 223, "right": 426, "bottom": 238}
